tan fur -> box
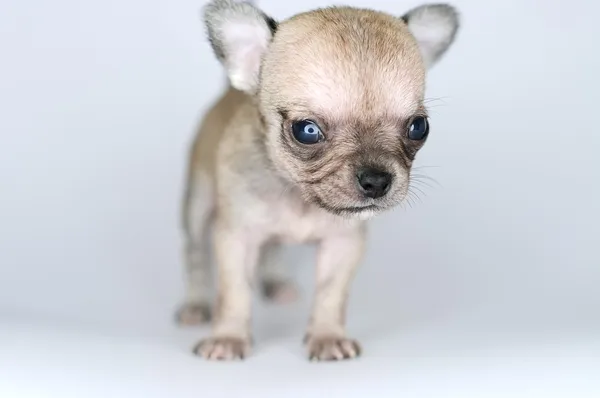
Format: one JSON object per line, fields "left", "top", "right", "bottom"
{"left": 189, "top": 87, "right": 247, "bottom": 181}
{"left": 178, "top": 1, "right": 460, "bottom": 361}
{"left": 260, "top": 8, "right": 429, "bottom": 215}
{"left": 263, "top": 8, "right": 425, "bottom": 118}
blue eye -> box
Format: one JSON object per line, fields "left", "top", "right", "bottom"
{"left": 291, "top": 120, "right": 323, "bottom": 144}
{"left": 408, "top": 116, "right": 429, "bottom": 140}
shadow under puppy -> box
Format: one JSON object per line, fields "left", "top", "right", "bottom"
{"left": 177, "top": 0, "right": 460, "bottom": 361}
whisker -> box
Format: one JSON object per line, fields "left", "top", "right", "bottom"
{"left": 411, "top": 173, "right": 440, "bottom": 181}
{"left": 411, "top": 174, "right": 442, "bottom": 188}
{"left": 409, "top": 184, "right": 428, "bottom": 198}
{"left": 409, "top": 180, "right": 434, "bottom": 191}
{"left": 405, "top": 189, "right": 417, "bottom": 206}
{"left": 276, "top": 183, "right": 293, "bottom": 202}
{"left": 408, "top": 188, "right": 424, "bottom": 204}
{"left": 404, "top": 195, "right": 415, "bottom": 209}
{"left": 423, "top": 96, "right": 451, "bottom": 105}
{"left": 410, "top": 179, "right": 435, "bottom": 190}
{"left": 423, "top": 105, "right": 446, "bottom": 112}
{"left": 423, "top": 97, "right": 451, "bottom": 112}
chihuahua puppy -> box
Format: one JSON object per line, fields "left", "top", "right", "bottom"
{"left": 176, "top": 0, "right": 459, "bottom": 361}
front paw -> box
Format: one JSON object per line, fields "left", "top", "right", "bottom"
{"left": 305, "top": 335, "right": 362, "bottom": 361}
{"left": 193, "top": 336, "right": 251, "bottom": 361}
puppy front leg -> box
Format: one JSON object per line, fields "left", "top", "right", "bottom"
{"left": 194, "top": 222, "right": 260, "bottom": 360}
{"left": 305, "top": 225, "right": 366, "bottom": 361}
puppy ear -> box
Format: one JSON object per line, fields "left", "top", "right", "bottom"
{"left": 401, "top": 4, "right": 460, "bottom": 69}
{"left": 203, "top": 0, "right": 277, "bottom": 93}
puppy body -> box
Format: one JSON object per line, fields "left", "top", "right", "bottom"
{"left": 177, "top": 0, "right": 459, "bottom": 361}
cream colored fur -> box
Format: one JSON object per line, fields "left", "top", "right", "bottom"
{"left": 176, "top": 0, "right": 460, "bottom": 361}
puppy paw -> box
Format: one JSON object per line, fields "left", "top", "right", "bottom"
{"left": 175, "top": 302, "right": 212, "bottom": 326}
{"left": 305, "top": 335, "right": 361, "bottom": 361}
{"left": 261, "top": 280, "right": 299, "bottom": 304}
{"left": 193, "top": 336, "right": 251, "bottom": 360}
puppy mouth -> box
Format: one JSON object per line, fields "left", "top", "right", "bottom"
{"left": 310, "top": 194, "right": 380, "bottom": 216}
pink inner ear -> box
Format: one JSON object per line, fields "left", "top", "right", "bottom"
{"left": 221, "top": 20, "right": 270, "bottom": 91}
{"left": 403, "top": 6, "right": 458, "bottom": 68}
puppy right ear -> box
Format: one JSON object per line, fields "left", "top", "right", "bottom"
{"left": 401, "top": 4, "right": 460, "bottom": 69}
{"left": 203, "top": 0, "right": 277, "bottom": 94}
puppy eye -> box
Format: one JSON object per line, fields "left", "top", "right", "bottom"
{"left": 291, "top": 120, "right": 323, "bottom": 145}
{"left": 408, "top": 116, "right": 429, "bottom": 140}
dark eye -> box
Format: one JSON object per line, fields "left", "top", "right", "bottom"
{"left": 408, "top": 116, "right": 429, "bottom": 140}
{"left": 291, "top": 120, "right": 323, "bottom": 145}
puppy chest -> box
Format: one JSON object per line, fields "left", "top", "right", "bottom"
{"left": 269, "top": 204, "right": 329, "bottom": 243}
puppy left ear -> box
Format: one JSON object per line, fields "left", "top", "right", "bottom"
{"left": 203, "top": 0, "right": 277, "bottom": 93}
{"left": 401, "top": 4, "right": 460, "bottom": 69}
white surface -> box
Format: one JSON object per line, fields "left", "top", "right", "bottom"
{"left": 0, "top": 0, "right": 599, "bottom": 397}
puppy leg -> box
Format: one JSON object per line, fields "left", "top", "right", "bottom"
{"left": 194, "top": 222, "right": 260, "bottom": 360}
{"left": 175, "top": 173, "right": 214, "bottom": 326}
{"left": 259, "top": 242, "right": 298, "bottom": 304}
{"left": 305, "top": 226, "right": 366, "bottom": 361}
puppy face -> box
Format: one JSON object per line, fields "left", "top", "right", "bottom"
{"left": 204, "top": 1, "right": 459, "bottom": 218}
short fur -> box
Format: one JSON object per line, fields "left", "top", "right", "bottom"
{"left": 176, "top": 0, "right": 460, "bottom": 361}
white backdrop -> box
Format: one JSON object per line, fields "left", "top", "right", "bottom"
{"left": 1, "top": 0, "right": 599, "bottom": 397}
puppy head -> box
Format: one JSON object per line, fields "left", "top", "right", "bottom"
{"left": 204, "top": 1, "right": 459, "bottom": 218}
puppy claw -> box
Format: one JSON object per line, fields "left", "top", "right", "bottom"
{"left": 175, "top": 302, "right": 212, "bottom": 326}
{"left": 193, "top": 336, "right": 251, "bottom": 361}
{"left": 262, "top": 280, "right": 299, "bottom": 304}
{"left": 305, "top": 335, "right": 361, "bottom": 361}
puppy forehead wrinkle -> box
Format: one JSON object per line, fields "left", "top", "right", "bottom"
{"left": 262, "top": 7, "right": 426, "bottom": 120}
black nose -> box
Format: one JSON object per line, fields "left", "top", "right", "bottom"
{"left": 356, "top": 167, "right": 392, "bottom": 199}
